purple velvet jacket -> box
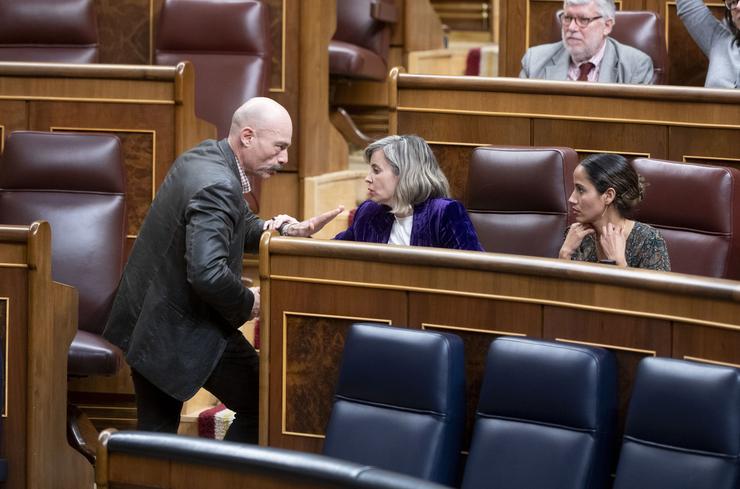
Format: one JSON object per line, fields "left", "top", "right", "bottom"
{"left": 334, "top": 198, "right": 484, "bottom": 251}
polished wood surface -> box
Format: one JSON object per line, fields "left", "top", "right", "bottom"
{"left": 260, "top": 235, "right": 740, "bottom": 454}
{"left": 0, "top": 222, "right": 93, "bottom": 489}
{"left": 389, "top": 71, "right": 740, "bottom": 198}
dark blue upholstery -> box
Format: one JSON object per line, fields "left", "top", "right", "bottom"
{"left": 462, "top": 337, "right": 617, "bottom": 489}
{"left": 613, "top": 357, "right": 740, "bottom": 489}
{"left": 323, "top": 323, "right": 465, "bottom": 486}
{"left": 102, "top": 430, "right": 453, "bottom": 489}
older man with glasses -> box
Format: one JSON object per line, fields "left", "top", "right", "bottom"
{"left": 519, "top": 0, "right": 654, "bottom": 84}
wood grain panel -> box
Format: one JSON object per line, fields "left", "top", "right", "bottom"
{"left": 265, "top": 0, "right": 286, "bottom": 91}
{"left": 673, "top": 324, "right": 740, "bottom": 368}
{"left": 429, "top": 144, "right": 476, "bottom": 201}
{"left": 528, "top": 0, "right": 563, "bottom": 49}
{"left": 532, "top": 119, "right": 668, "bottom": 159}
{"left": 411, "top": 294, "right": 542, "bottom": 447}
{"left": 0, "top": 275, "right": 28, "bottom": 489}
{"left": 0, "top": 101, "right": 29, "bottom": 147}
{"left": 283, "top": 315, "right": 352, "bottom": 436}
{"left": 398, "top": 112, "right": 530, "bottom": 146}
{"left": 261, "top": 172, "right": 299, "bottom": 220}
{"left": 668, "top": 126, "right": 740, "bottom": 170}
{"left": 267, "top": 280, "right": 407, "bottom": 452}
{"left": 95, "top": 0, "right": 152, "bottom": 65}
{"left": 107, "top": 453, "right": 170, "bottom": 488}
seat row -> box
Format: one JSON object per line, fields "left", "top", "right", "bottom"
{"left": 466, "top": 146, "right": 740, "bottom": 280}
{"left": 322, "top": 323, "right": 740, "bottom": 489}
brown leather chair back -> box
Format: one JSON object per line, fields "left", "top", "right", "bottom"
{"left": 330, "top": 0, "right": 397, "bottom": 80}
{"left": 0, "top": 131, "right": 126, "bottom": 374}
{"left": 0, "top": 0, "right": 99, "bottom": 63}
{"left": 550, "top": 11, "right": 668, "bottom": 84}
{"left": 630, "top": 158, "right": 740, "bottom": 279}
{"left": 466, "top": 146, "right": 578, "bottom": 257}
{"left": 155, "top": 0, "right": 272, "bottom": 139}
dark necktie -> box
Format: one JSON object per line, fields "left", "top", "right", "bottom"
{"left": 577, "top": 62, "right": 595, "bottom": 81}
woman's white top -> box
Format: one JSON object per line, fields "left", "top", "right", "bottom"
{"left": 388, "top": 214, "right": 414, "bottom": 246}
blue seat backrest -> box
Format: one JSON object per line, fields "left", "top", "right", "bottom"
{"left": 614, "top": 357, "right": 740, "bottom": 489}
{"left": 323, "top": 323, "right": 466, "bottom": 486}
{"left": 462, "top": 337, "right": 617, "bottom": 489}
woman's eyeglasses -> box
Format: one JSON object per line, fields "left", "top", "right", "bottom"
{"left": 726, "top": 0, "right": 739, "bottom": 9}
{"left": 558, "top": 11, "right": 604, "bottom": 28}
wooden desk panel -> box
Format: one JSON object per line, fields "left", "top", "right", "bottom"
{"left": 0, "top": 222, "right": 93, "bottom": 489}
{"left": 391, "top": 72, "right": 740, "bottom": 198}
{"left": 260, "top": 235, "right": 740, "bottom": 454}
{"left": 268, "top": 279, "right": 408, "bottom": 454}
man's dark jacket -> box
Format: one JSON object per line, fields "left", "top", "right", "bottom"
{"left": 104, "top": 139, "right": 263, "bottom": 401}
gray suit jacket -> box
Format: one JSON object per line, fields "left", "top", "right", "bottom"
{"left": 519, "top": 37, "right": 654, "bottom": 84}
{"left": 104, "top": 138, "right": 263, "bottom": 401}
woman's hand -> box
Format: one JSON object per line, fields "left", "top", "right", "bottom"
{"left": 559, "top": 223, "right": 595, "bottom": 259}
{"left": 599, "top": 223, "right": 628, "bottom": 266}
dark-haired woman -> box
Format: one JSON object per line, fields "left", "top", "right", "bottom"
{"left": 559, "top": 153, "right": 670, "bottom": 271}
{"left": 678, "top": 0, "right": 739, "bottom": 88}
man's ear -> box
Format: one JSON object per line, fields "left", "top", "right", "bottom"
{"left": 603, "top": 18, "right": 614, "bottom": 36}
{"left": 240, "top": 126, "right": 255, "bottom": 147}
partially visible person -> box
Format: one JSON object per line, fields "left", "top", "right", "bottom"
{"left": 103, "top": 97, "right": 341, "bottom": 444}
{"left": 520, "top": 0, "right": 654, "bottom": 84}
{"left": 678, "top": 0, "right": 740, "bottom": 88}
{"left": 559, "top": 153, "right": 670, "bottom": 271}
{"left": 334, "top": 135, "right": 483, "bottom": 251}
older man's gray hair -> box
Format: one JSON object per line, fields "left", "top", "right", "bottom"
{"left": 564, "top": 0, "right": 616, "bottom": 20}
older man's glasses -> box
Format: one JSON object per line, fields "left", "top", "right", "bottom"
{"left": 726, "top": 0, "right": 739, "bottom": 9}
{"left": 559, "top": 12, "right": 604, "bottom": 27}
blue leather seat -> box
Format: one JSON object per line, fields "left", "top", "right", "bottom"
{"left": 323, "top": 323, "right": 465, "bottom": 486}
{"left": 462, "top": 337, "right": 617, "bottom": 489}
{"left": 613, "top": 357, "right": 740, "bottom": 489}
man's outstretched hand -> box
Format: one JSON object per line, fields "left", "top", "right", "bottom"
{"left": 265, "top": 206, "right": 345, "bottom": 238}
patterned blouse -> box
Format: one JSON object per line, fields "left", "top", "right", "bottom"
{"left": 569, "top": 221, "right": 671, "bottom": 271}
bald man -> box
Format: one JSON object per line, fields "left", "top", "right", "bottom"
{"left": 104, "top": 97, "right": 341, "bottom": 443}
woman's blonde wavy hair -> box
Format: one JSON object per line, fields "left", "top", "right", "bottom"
{"left": 364, "top": 135, "right": 450, "bottom": 215}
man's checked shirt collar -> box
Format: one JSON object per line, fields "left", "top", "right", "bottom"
{"left": 234, "top": 154, "right": 252, "bottom": 194}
